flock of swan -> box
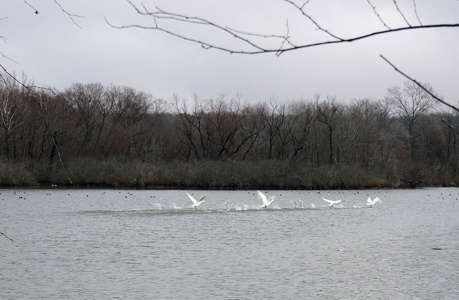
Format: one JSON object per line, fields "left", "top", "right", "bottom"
{"left": 185, "top": 190, "right": 382, "bottom": 210}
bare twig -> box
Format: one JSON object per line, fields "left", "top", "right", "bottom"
{"left": 441, "top": 120, "right": 459, "bottom": 135}
{"left": 412, "top": 0, "right": 423, "bottom": 26}
{"left": 0, "top": 51, "right": 19, "bottom": 64}
{"left": 284, "top": 0, "right": 343, "bottom": 40}
{"left": 366, "top": 0, "right": 391, "bottom": 30}
{"left": 380, "top": 54, "right": 459, "bottom": 113}
{"left": 23, "top": 0, "right": 39, "bottom": 15}
{"left": 52, "top": 0, "right": 84, "bottom": 28}
{"left": 393, "top": 0, "right": 412, "bottom": 27}
{"left": 0, "top": 231, "right": 13, "bottom": 242}
{"left": 300, "top": 0, "right": 312, "bottom": 10}
{"left": 276, "top": 20, "right": 295, "bottom": 56}
{"left": 21, "top": 0, "right": 83, "bottom": 26}
{"left": 1, "top": 17, "right": 8, "bottom": 43}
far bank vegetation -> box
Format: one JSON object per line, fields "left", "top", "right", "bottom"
{"left": 0, "top": 75, "right": 457, "bottom": 189}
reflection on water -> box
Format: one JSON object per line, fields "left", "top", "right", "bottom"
{"left": 1, "top": 188, "right": 459, "bottom": 299}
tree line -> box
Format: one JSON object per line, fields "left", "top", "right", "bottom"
{"left": 0, "top": 75, "right": 457, "bottom": 189}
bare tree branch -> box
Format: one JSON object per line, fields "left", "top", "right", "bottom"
{"left": 112, "top": 1, "right": 459, "bottom": 55}
{"left": 21, "top": 0, "right": 84, "bottom": 27}
{"left": 107, "top": 1, "right": 279, "bottom": 54}
{"left": 380, "top": 54, "right": 459, "bottom": 113}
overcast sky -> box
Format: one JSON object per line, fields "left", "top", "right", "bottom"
{"left": 2, "top": 0, "right": 459, "bottom": 105}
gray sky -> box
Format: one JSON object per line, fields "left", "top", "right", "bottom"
{"left": 2, "top": 0, "right": 459, "bottom": 104}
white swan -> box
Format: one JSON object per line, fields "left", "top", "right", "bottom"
{"left": 367, "top": 197, "right": 382, "bottom": 207}
{"left": 186, "top": 192, "right": 206, "bottom": 208}
{"left": 322, "top": 197, "right": 342, "bottom": 208}
{"left": 258, "top": 190, "right": 275, "bottom": 209}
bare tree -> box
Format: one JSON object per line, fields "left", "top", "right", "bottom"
{"left": 313, "top": 95, "right": 342, "bottom": 165}
{"left": 171, "top": 94, "right": 204, "bottom": 160}
{"left": 63, "top": 83, "right": 102, "bottom": 155}
{"left": 0, "top": 83, "right": 22, "bottom": 160}
{"left": 340, "top": 98, "right": 393, "bottom": 167}
{"left": 386, "top": 80, "right": 436, "bottom": 160}
{"left": 205, "top": 95, "right": 249, "bottom": 160}
{"left": 277, "top": 100, "right": 314, "bottom": 161}
{"left": 260, "top": 100, "right": 285, "bottom": 159}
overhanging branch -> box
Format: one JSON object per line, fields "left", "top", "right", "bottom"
{"left": 52, "top": 0, "right": 85, "bottom": 28}
{"left": 380, "top": 54, "right": 459, "bottom": 113}
{"left": 112, "top": 0, "right": 459, "bottom": 55}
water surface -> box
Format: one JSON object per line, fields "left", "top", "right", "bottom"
{"left": 1, "top": 188, "right": 458, "bottom": 299}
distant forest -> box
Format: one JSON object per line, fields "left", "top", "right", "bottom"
{"left": 0, "top": 75, "right": 457, "bottom": 189}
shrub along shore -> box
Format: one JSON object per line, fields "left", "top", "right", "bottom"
{"left": 0, "top": 158, "right": 456, "bottom": 190}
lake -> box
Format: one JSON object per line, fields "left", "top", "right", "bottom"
{"left": 1, "top": 188, "right": 459, "bottom": 299}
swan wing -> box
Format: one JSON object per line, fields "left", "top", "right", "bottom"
{"left": 322, "top": 198, "right": 333, "bottom": 204}
{"left": 258, "top": 190, "right": 268, "bottom": 205}
{"left": 367, "top": 197, "right": 373, "bottom": 205}
{"left": 374, "top": 197, "right": 381, "bottom": 203}
{"left": 186, "top": 192, "right": 197, "bottom": 205}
